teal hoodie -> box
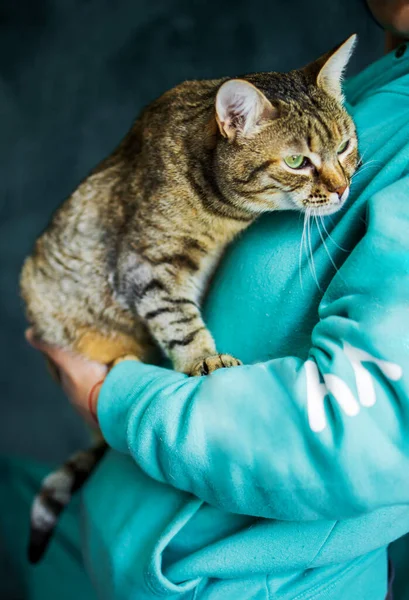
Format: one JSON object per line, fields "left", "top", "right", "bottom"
{"left": 81, "top": 45, "right": 409, "bottom": 599}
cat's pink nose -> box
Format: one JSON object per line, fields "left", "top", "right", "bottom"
{"left": 334, "top": 185, "right": 349, "bottom": 202}
{"left": 335, "top": 184, "right": 347, "bottom": 198}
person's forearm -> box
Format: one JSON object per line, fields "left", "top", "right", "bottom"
{"left": 98, "top": 333, "right": 409, "bottom": 522}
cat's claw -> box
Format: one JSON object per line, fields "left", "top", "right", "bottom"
{"left": 189, "top": 354, "right": 242, "bottom": 376}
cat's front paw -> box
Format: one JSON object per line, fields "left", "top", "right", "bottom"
{"left": 189, "top": 354, "right": 242, "bottom": 377}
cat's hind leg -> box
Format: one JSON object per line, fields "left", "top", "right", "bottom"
{"left": 72, "top": 328, "right": 148, "bottom": 365}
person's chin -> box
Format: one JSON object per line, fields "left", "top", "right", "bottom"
{"left": 367, "top": 0, "right": 409, "bottom": 37}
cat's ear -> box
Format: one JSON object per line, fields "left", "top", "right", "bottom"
{"left": 313, "top": 34, "right": 357, "bottom": 102}
{"left": 215, "top": 79, "right": 276, "bottom": 141}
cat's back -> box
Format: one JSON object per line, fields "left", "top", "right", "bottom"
{"left": 20, "top": 75, "right": 225, "bottom": 346}
{"left": 20, "top": 152, "right": 136, "bottom": 344}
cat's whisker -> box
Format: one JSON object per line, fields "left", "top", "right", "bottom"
{"left": 315, "top": 214, "right": 339, "bottom": 275}
{"left": 358, "top": 147, "right": 381, "bottom": 167}
{"left": 352, "top": 158, "right": 382, "bottom": 181}
{"left": 319, "top": 215, "right": 347, "bottom": 252}
{"left": 299, "top": 212, "right": 308, "bottom": 291}
{"left": 306, "top": 209, "right": 321, "bottom": 290}
{"left": 358, "top": 147, "right": 370, "bottom": 164}
{"left": 360, "top": 158, "right": 381, "bottom": 168}
{"left": 351, "top": 163, "right": 380, "bottom": 180}
{"left": 302, "top": 211, "right": 314, "bottom": 286}
{"left": 304, "top": 211, "right": 313, "bottom": 273}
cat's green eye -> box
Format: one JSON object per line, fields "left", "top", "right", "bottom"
{"left": 337, "top": 140, "right": 350, "bottom": 154}
{"left": 284, "top": 155, "right": 306, "bottom": 169}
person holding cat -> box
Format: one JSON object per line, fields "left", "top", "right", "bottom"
{"left": 6, "top": 0, "right": 409, "bottom": 598}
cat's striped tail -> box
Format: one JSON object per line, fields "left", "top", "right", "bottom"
{"left": 28, "top": 440, "right": 107, "bottom": 564}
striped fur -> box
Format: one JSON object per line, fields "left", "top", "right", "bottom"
{"left": 29, "top": 440, "right": 107, "bottom": 564}
{"left": 21, "top": 36, "right": 358, "bottom": 563}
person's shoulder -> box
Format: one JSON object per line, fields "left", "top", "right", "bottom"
{"left": 345, "top": 43, "right": 409, "bottom": 106}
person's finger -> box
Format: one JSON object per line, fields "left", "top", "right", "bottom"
{"left": 26, "top": 328, "right": 108, "bottom": 378}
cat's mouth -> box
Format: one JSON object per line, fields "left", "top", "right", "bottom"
{"left": 303, "top": 203, "right": 342, "bottom": 216}
{"left": 299, "top": 188, "right": 350, "bottom": 216}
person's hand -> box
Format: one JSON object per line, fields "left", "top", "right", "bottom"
{"left": 25, "top": 328, "right": 107, "bottom": 426}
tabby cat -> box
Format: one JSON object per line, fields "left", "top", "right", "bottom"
{"left": 20, "top": 34, "right": 359, "bottom": 563}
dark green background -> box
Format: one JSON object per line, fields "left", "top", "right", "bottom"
{"left": 0, "top": 0, "right": 382, "bottom": 463}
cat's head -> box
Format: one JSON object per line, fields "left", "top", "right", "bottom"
{"left": 214, "top": 35, "right": 358, "bottom": 217}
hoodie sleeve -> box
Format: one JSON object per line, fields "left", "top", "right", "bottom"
{"left": 98, "top": 175, "right": 409, "bottom": 521}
